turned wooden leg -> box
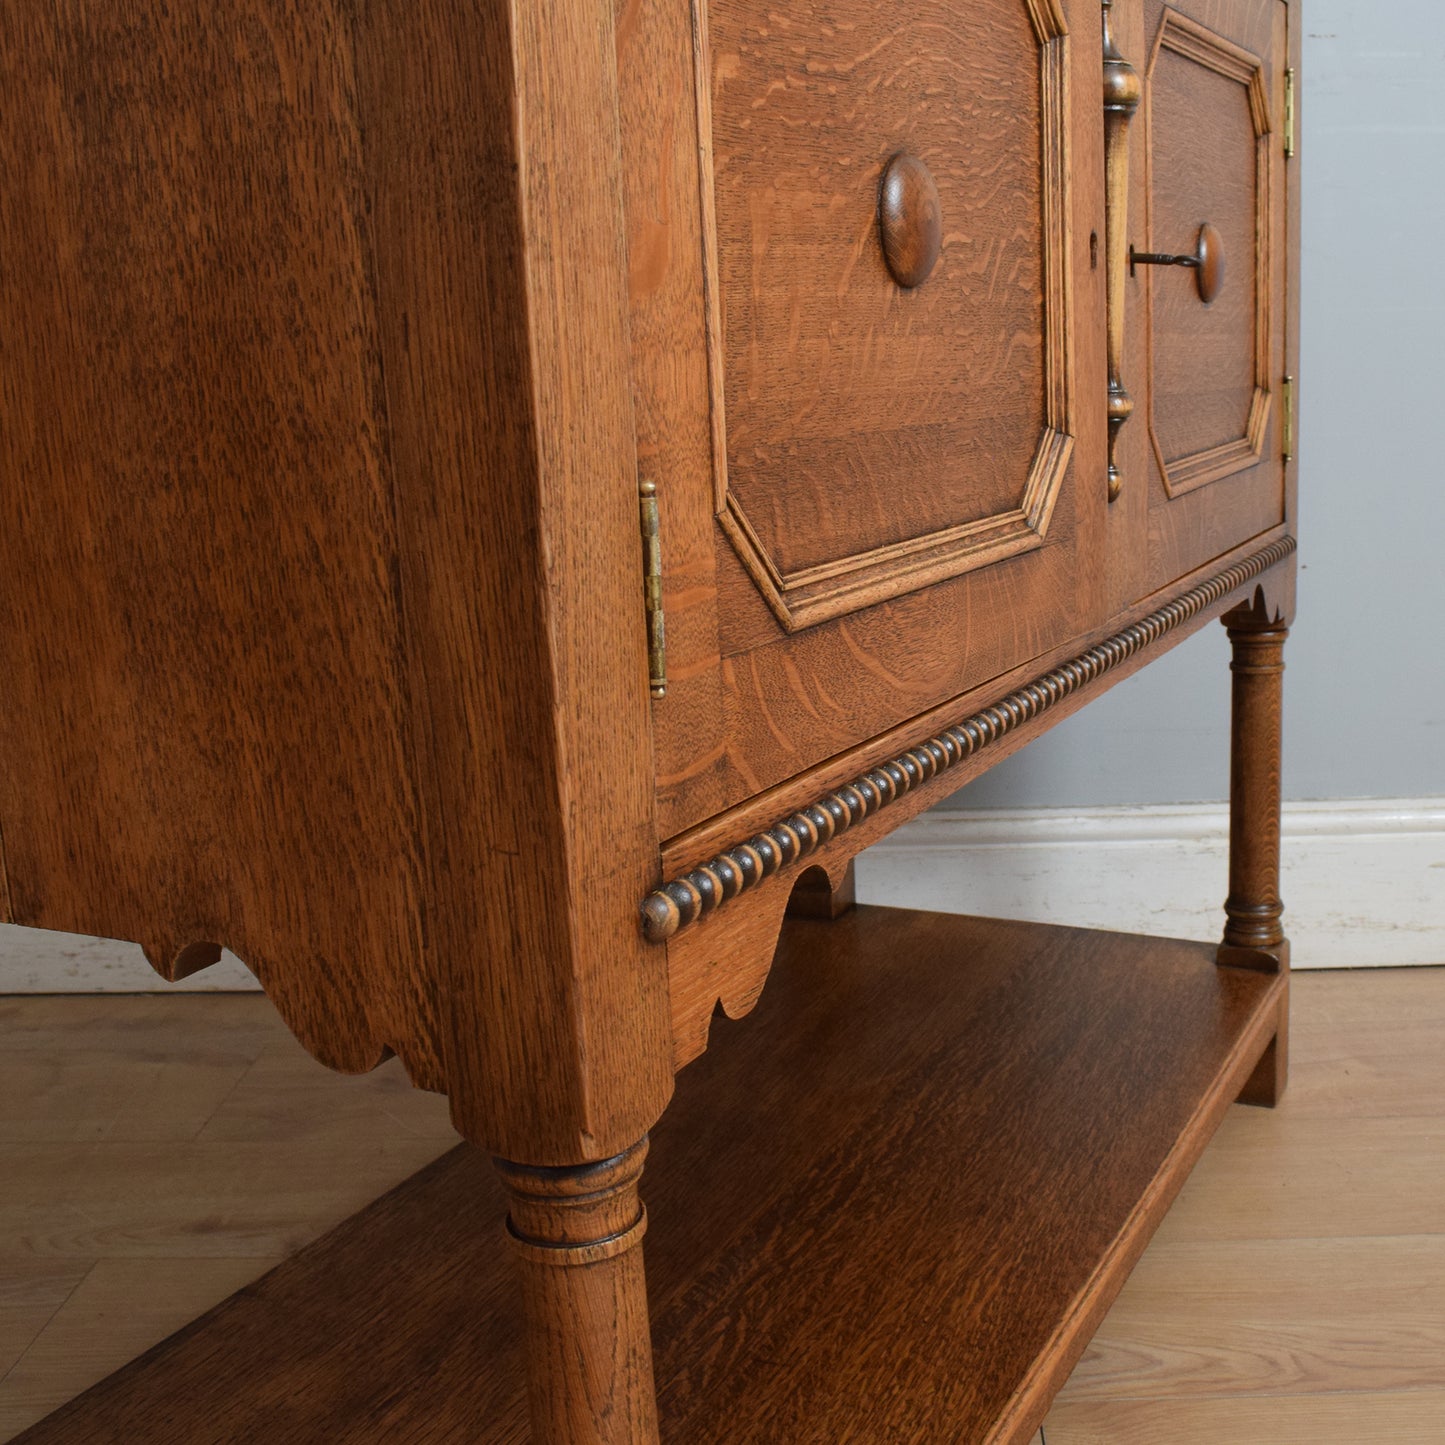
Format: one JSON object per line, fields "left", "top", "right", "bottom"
{"left": 1218, "top": 610, "right": 1290, "bottom": 1107}
{"left": 494, "top": 1139, "right": 660, "bottom": 1445}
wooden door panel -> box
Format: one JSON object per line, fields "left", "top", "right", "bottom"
{"left": 706, "top": 0, "right": 1071, "bottom": 631}
{"left": 1146, "top": 10, "right": 1271, "bottom": 488}
{"left": 622, "top": 0, "right": 1108, "bottom": 840}
{"left": 1138, "top": 0, "right": 1288, "bottom": 591}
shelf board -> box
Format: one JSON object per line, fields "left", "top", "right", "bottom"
{"left": 17, "top": 908, "right": 1284, "bottom": 1444}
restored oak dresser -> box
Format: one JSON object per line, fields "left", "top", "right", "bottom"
{"left": 0, "top": 0, "right": 1299, "bottom": 1439}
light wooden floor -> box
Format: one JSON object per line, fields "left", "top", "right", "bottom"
{"left": 2, "top": 968, "right": 1443, "bottom": 1444}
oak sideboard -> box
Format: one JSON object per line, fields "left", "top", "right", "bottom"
{"left": 0, "top": 0, "right": 1299, "bottom": 1439}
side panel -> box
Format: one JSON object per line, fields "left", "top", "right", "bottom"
{"left": 0, "top": 1, "right": 437, "bottom": 1083}
{"left": 0, "top": 1, "right": 674, "bottom": 1161}
{"left": 359, "top": 0, "right": 674, "bottom": 1160}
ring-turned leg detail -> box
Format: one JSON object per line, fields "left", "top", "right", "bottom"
{"left": 1218, "top": 607, "right": 1290, "bottom": 1107}
{"left": 494, "top": 1139, "right": 660, "bottom": 1445}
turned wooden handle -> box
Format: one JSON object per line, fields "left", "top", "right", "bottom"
{"left": 1102, "top": 0, "right": 1141, "bottom": 504}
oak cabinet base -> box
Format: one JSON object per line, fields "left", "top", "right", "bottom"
{"left": 15, "top": 908, "right": 1285, "bottom": 1445}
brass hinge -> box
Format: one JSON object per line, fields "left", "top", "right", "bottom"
{"left": 1281, "top": 375, "right": 1294, "bottom": 461}
{"left": 1283, "top": 69, "right": 1296, "bottom": 157}
{"left": 638, "top": 481, "right": 667, "bottom": 699}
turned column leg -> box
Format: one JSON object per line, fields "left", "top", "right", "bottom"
{"left": 494, "top": 1139, "right": 660, "bottom": 1445}
{"left": 1218, "top": 611, "right": 1290, "bottom": 1107}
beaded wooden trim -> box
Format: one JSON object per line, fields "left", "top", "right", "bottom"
{"left": 641, "top": 535, "right": 1296, "bottom": 943}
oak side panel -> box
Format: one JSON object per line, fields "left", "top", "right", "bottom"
{"left": 0, "top": 3, "right": 674, "bottom": 1161}
{"left": 353, "top": 0, "right": 674, "bottom": 1161}
{"left": 0, "top": 2, "right": 439, "bottom": 1084}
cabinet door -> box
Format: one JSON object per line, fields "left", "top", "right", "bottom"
{"left": 1123, "top": 0, "right": 1291, "bottom": 595}
{"left": 620, "top": 0, "right": 1108, "bottom": 841}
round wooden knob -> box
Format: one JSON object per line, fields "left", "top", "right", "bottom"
{"left": 879, "top": 154, "right": 942, "bottom": 290}
{"left": 1129, "top": 222, "right": 1226, "bottom": 304}
{"left": 1195, "top": 221, "right": 1225, "bottom": 304}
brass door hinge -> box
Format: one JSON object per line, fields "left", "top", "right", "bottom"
{"left": 1281, "top": 375, "right": 1294, "bottom": 461}
{"left": 638, "top": 481, "right": 667, "bottom": 699}
{"left": 1284, "top": 69, "right": 1295, "bottom": 157}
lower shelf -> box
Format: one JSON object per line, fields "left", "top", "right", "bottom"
{"left": 18, "top": 908, "right": 1285, "bottom": 1444}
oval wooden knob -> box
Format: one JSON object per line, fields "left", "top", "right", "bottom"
{"left": 1195, "top": 221, "right": 1225, "bottom": 304}
{"left": 1130, "top": 222, "right": 1226, "bottom": 304}
{"left": 879, "top": 154, "right": 942, "bottom": 290}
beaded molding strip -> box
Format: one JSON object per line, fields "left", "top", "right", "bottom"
{"left": 641, "top": 535, "right": 1296, "bottom": 943}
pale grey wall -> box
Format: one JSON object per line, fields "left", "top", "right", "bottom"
{"left": 950, "top": 1, "right": 1445, "bottom": 811}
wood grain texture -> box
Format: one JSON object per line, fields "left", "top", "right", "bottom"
{"left": 0, "top": 1259, "right": 93, "bottom": 1402}
{"left": 656, "top": 536, "right": 1294, "bottom": 1062}
{"left": 643, "top": 0, "right": 1107, "bottom": 836}
{"left": 0, "top": 992, "right": 458, "bottom": 1440}
{"left": 614, "top": 0, "right": 732, "bottom": 830}
{"left": 350, "top": 0, "right": 673, "bottom": 1163}
{"left": 1221, "top": 603, "right": 1290, "bottom": 972}
{"left": 1159, "top": 1113, "right": 1445, "bottom": 1246}
{"left": 0, "top": 1, "right": 673, "bottom": 1164}
{"left": 1145, "top": 8, "right": 1273, "bottom": 488}
{"left": 707, "top": 0, "right": 1060, "bottom": 578}
{"left": 1050, "top": 1392, "right": 1445, "bottom": 1445}
{"left": 0, "top": 0, "right": 437, "bottom": 1084}
{"left": 878, "top": 154, "right": 944, "bottom": 290}
{"left": 1045, "top": 960, "right": 1445, "bottom": 1444}
{"left": 496, "top": 1144, "right": 659, "bottom": 1445}
{"left": 649, "top": 915, "right": 1281, "bottom": 1445}
{"left": 663, "top": 536, "right": 1295, "bottom": 1067}
{"left": 647, "top": 534, "right": 1293, "bottom": 946}
{"left": 0, "top": 3, "right": 1303, "bottom": 1432}
{"left": 9, "top": 910, "right": 1284, "bottom": 1444}
{"left": 1139, "top": 0, "right": 1290, "bottom": 593}
{"left": 784, "top": 859, "right": 857, "bottom": 921}
{"left": 12, "top": 966, "right": 1440, "bottom": 1443}
{"left": 1104, "top": 0, "right": 1144, "bottom": 502}
{"left": 2, "top": 1258, "right": 280, "bottom": 1436}
{"left": 663, "top": 530, "right": 1293, "bottom": 884}
{"left": 706, "top": 0, "right": 1079, "bottom": 626}
{"left": 1055, "top": 1234, "right": 1445, "bottom": 1404}
{"left": 1219, "top": 587, "right": 1290, "bottom": 1111}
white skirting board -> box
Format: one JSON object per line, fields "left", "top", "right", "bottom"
{"left": 0, "top": 933, "right": 261, "bottom": 993}
{"left": 0, "top": 798, "right": 1441, "bottom": 991}
{"left": 857, "top": 798, "right": 1445, "bottom": 971}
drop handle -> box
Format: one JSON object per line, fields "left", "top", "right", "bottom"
{"left": 1130, "top": 222, "right": 1225, "bottom": 304}
{"left": 1101, "top": 0, "right": 1141, "bottom": 504}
